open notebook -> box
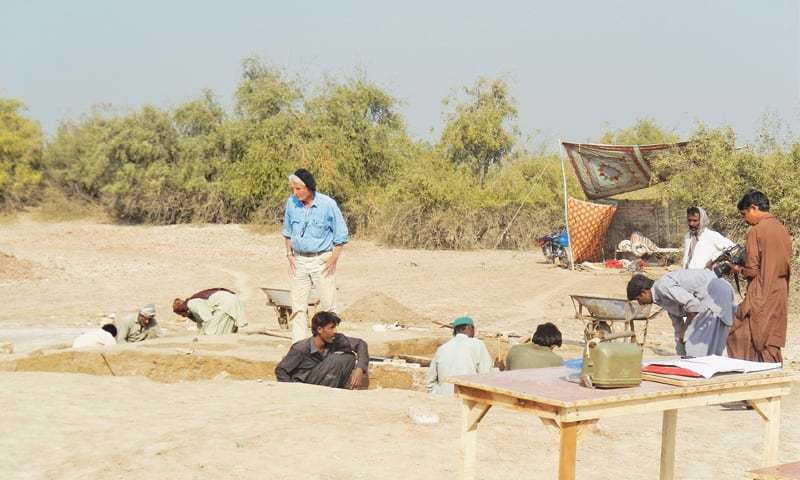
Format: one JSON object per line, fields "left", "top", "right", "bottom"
{"left": 642, "top": 355, "right": 781, "bottom": 379}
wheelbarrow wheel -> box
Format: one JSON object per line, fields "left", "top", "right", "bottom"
{"left": 277, "top": 307, "right": 290, "bottom": 330}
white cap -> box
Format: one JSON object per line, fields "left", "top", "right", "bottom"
{"left": 139, "top": 304, "right": 156, "bottom": 319}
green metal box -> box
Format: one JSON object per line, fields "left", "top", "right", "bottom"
{"left": 582, "top": 342, "right": 643, "bottom": 388}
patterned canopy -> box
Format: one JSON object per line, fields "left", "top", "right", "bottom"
{"left": 561, "top": 142, "right": 687, "bottom": 200}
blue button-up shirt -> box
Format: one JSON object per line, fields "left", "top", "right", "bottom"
{"left": 282, "top": 192, "right": 349, "bottom": 254}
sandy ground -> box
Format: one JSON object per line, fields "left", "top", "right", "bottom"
{"left": 0, "top": 218, "right": 799, "bottom": 479}
{"left": 2, "top": 372, "right": 799, "bottom": 480}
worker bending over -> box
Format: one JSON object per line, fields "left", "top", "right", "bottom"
{"left": 173, "top": 288, "right": 248, "bottom": 335}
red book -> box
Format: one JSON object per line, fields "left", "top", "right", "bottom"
{"left": 641, "top": 364, "right": 702, "bottom": 378}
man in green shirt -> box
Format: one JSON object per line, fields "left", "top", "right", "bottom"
{"left": 505, "top": 322, "right": 563, "bottom": 370}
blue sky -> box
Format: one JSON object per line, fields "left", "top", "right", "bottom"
{"left": 1, "top": 1, "right": 797, "bottom": 147}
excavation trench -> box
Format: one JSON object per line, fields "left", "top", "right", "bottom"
{"left": 1, "top": 330, "right": 584, "bottom": 391}
{"left": 0, "top": 331, "right": 454, "bottom": 391}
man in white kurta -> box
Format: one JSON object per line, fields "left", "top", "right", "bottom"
{"left": 72, "top": 324, "right": 117, "bottom": 348}
{"left": 682, "top": 206, "right": 735, "bottom": 269}
{"left": 426, "top": 316, "right": 493, "bottom": 395}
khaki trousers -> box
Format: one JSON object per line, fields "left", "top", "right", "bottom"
{"left": 290, "top": 252, "right": 336, "bottom": 343}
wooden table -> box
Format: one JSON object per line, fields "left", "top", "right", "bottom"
{"left": 450, "top": 367, "right": 795, "bottom": 480}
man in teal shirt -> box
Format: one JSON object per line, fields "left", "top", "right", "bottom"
{"left": 505, "top": 322, "right": 563, "bottom": 370}
{"left": 283, "top": 169, "right": 349, "bottom": 343}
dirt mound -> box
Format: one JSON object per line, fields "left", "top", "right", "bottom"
{"left": 0, "top": 251, "right": 36, "bottom": 282}
{"left": 340, "top": 292, "right": 431, "bottom": 327}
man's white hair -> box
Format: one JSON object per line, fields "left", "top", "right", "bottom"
{"left": 288, "top": 174, "right": 306, "bottom": 187}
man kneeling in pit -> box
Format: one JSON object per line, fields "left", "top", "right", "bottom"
{"left": 275, "top": 311, "right": 368, "bottom": 389}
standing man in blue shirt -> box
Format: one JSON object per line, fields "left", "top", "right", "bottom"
{"left": 283, "top": 169, "right": 349, "bottom": 343}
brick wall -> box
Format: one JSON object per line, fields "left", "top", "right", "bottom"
{"left": 598, "top": 199, "right": 684, "bottom": 260}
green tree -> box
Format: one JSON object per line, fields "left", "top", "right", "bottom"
{"left": 223, "top": 59, "right": 305, "bottom": 222}
{"left": 651, "top": 124, "right": 759, "bottom": 235}
{"left": 0, "top": 98, "right": 44, "bottom": 206}
{"left": 235, "top": 56, "right": 302, "bottom": 121}
{"left": 599, "top": 118, "right": 679, "bottom": 145}
{"left": 440, "top": 78, "right": 518, "bottom": 185}
{"left": 301, "top": 76, "right": 410, "bottom": 230}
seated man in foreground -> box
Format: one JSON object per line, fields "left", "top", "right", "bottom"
{"left": 275, "top": 311, "right": 368, "bottom": 389}
{"left": 426, "top": 316, "right": 493, "bottom": 395}
{"left": 627, "top": 270, "right": 735, "bottom": 357}
{"left": 505, "top": 322, "right": 563, "bottom": 370}
{"left": 172, "top": 288, "right": 248, "bottom": 335}
{"left": 116, "top": 304, "right": 159, "bottom": 343}
{"left": 72, "top": 324, "right": 117, "bottom": 348}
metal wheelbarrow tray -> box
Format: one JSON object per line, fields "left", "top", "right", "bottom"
{"left": 262, "top": 287, "right": 321, "bottom": 329}
{"left": 569, "top": 294, "right": 661, "bottom": 345}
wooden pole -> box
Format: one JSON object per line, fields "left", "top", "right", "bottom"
{"left": 558, "top": 140, "right": 575, "bottom": 270}
{"left": 558, "top": 421, "right": 579, "bottom": 479}
{"left": 659, "top": 409, "right": 678, "bottom": 480}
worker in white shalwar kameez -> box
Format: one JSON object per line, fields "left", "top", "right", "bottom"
{"left": 173, "top": 288, "right": 248, "bottom": 335}
{"left": 72, "top": 324, "right": 117, "bottom": 348}
{"left": 627, "top": 270, "right": 736, "bottom": 357}
{"left": 426, "top": 316, "right": 493, "bottom": 395}
{"left": 682, "top": 206, "right": 735, "bottom": 269}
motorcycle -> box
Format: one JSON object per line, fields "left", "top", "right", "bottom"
{"left": 538, "top": 228, "right": 570, "bottom": 265}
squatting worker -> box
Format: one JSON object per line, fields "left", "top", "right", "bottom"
{"left": 727, "top": 189, "right": 792, "bottom": 363}
{"left": 426, "top": 316, "right": 493, "bottom": 395}
{"left": 627, "top": 270, "right": 735, "bottom": 357}
{"left": 172, "top": 288, "right": 248, "bottom": 335}
{"left": 505, "top": 322, "right": 563, "bottom": 370}
{"left": 283, "top": 169, "right": 348, "bottom": 344}
{"left": 275, "top": 311, "right": 368, "bottom": 389}
{"left": 72, "top": 324, "right": 117, "bottom": 348}
{"left": 116, "top": 304, "right": 158, "bottom": 343}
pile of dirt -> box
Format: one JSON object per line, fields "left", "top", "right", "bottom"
{"left": 0, "top": 251, "right": 36, "bottom": 282}
{"left": 340, "top": 292, "right": 432, "bottom": 327}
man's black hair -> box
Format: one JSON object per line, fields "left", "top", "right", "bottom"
{"left": 626, "top": 274, "right": 655, "bottom": 301}
{"left": 101, "top": 323, "right": 118, "bottom": 337}
{"left": 453, "top": 324, "right": 471, "bottom": 335}
{"left": 293, "top": 168, "right": 317, "bottom": 192}
{"left": 737, "top": 189, "right": 770, "bottom": 212}
{"left": 532, "top": 322, "right": 562, "bottom": 348}
{"left": 686, "top": 206, "right": 701, "bottom": 216}
{"left": 311, "top": 311, "right": 341, "bottom": 336}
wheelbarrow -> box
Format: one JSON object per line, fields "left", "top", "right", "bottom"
{"left": 261, "top": 287, "right": 321, "bottom": 330}
{"left": 569, "top": 294, "right": 661, "bottom": 346}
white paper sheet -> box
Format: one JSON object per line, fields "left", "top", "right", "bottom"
{"left": 644, "top": 355, "right": 781, "bottom": 379}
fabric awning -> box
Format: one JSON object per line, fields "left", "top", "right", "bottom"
{"left": 561, "top": 141, "right": 687, "bottom": 200}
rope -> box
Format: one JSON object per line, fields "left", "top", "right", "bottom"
{"left": 493, "top": 168, "right": 549, "bottom": 249}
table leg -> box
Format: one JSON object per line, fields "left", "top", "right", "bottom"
{"left": 659, "top": 409, "right": 678, "bottom": 480}
{"left": 558, "top": 421, "right": 578, "bottom": 480}
{"left": 460, "top": 399, "right": 491, "bottom": 480}
{"left": 749, "top": 397, "right": 781, "bottom": 467}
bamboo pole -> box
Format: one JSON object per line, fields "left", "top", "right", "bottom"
{"left": 558, "top": 140, "right": 575, "bottom": 270}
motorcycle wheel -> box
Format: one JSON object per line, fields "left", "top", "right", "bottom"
{"left": 542, "top": 244, "right": 554, "bottom": 263}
